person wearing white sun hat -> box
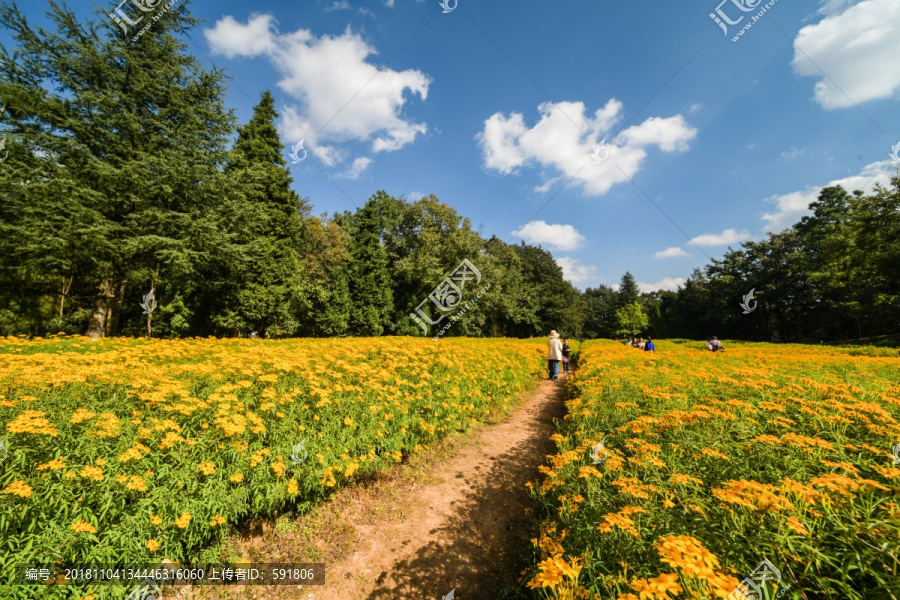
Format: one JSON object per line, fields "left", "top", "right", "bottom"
{"left": 547, "top": 330, "right": 563, "bottom": 381}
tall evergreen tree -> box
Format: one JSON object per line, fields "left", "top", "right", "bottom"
{"left": 583, "top": 285, "right": 620, "bottom": 339}
{"left": 617, "top": 272, "right": 640, "bottom": 307}
{"left": 348, "top": 195, "right": 393, "bottom": 335}
{"left": 0, "top": 0, "right": 235, "bottom": 337}
{"left": 213, "top": 91, "right": 309, "bottom": 335}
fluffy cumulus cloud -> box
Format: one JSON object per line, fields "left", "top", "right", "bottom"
{"left": 511, "top": 221, "right": 585, "bottom": 251}
{"left": 339, "top": 157, "right": 373, "bottom": 180}
{"left": 637, "top": 277, "right": 686, "bottom": 293}
{"left": 555, "top": 257, "right": 597, "bottom": 284}
{"left": 689, "top": 229, "right": 752, "bottom": 247}
{"left": 762, "top": 160, "right": 894, "bottom": 232}
{"left": 793, "top": 0, "right": 900, "bottom": 109}
{"left": 205, "top": 15, "right": 430, "bottom": 170}
{"left": 654, "top": 246, "right": 689, "bottom": 259}
{"left": 477, "top": 99, "right": 697, "bottom": 196}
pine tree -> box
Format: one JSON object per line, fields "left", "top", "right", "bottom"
{"left": 214, "top": 91, "right": 309, "bottom": 335}
{"left": 0, "top": 0, "right": 235, "bottom": 337}
{"left": 348, "top": 196, "right": 393, "bottom": 335}
{"left": 617, "top": 272, "right": 641, "bottom": 307}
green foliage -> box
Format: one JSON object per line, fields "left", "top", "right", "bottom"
{"left": 655, "top": 181, "right": 900, "bottom": 342}
{"left": 582, "top": 285, "right": 618, "bottom": 339}
{"left": 617, "top": 272, "right": 640, "bottom": 307}
{"left": 0, "top": 0, "right": 235, "bottom": 339}
{"left": 348, "top": 195, "right": 394, "bottom": 336}
{"left": 213, "top": 90, "right": 308, "bottom": 336}
{"left": 614, "top": 301, "right": 649, "bottom": 337}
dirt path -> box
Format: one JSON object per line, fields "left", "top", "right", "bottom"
{"left": 303, "top": 372, "right": 569, "bottom": 600}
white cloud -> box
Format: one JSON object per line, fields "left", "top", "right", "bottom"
{"left": 324, "top": 1, "right": 350, "bottom": 10}
{"left": 205, "top": 15, "right": 430, "bottom": 168}
{"left": 477, "top": 99, "right": 697, "bottom": 196}
{"left": 781, "top": 147, "right": 805, "bottom": 160}
{"left": 556, "top": 257, "right": 597, "bottom": 284}
{"left": 407, "top": 191, "right": 426, "bottom": 201}
{"left": 689, "top": 228, "right": 752, "bottom": 247}
{"left": 338, "top": 156, "right": 372, "bottom": 180}
{"left": 762, "top": 160, "right": 894, "bottom": 232}
{"left": 534, "top": 176, "right": 561, "bottom": 194}
{"left": 689, "top": 103, "right": 703, "bottom": 114}
{"left": 385, "top": 0, "right": 395, "bottom": 6}
{"left": 638, "top": 277, "right": 686, "bottom": 293}
{"left": 512, "top": 221, "right": 585, "bottom": 251}
{"left": 654, "top": 246, "right": 689, "bottom": 259}
{"left": 204, "top": 15, "right": 275, "bottom": 57}
{"left": 818, "top": 0, "right": 862, "bottom": 17}
{"left": 793, "top": 0, "right": 900, "bottom": 109}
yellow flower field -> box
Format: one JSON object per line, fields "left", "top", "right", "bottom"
{"left": 527, "top": 341, "right": 900, "bottom": 600}
{"left": 0, "top": 335, "right": 546, "bottom": 599}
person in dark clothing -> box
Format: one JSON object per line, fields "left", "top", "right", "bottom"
{"left": 644, "top": 337, "right": 656, "bottom": 352}
{"left": 561, "top": 338, "right": 572, "bottom": 373}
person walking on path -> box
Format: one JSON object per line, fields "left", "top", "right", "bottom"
{"left": 644, "top": 337, "right": 656, "bottom": 352}
{"left": 561, "top": 338, "right": 572, "bottom": 374}
{"left": 547, "top": 330, "right": 563, "bottom": 381}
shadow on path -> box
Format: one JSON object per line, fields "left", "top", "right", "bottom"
{"left": 360, "top": 376, "right": 569, "bottom": 600}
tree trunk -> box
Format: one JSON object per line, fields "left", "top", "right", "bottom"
{"left": 59, "top": 275, "right": 74, "bottom": 318}
{"left": 108, "top": 279, "right": 127, "bottom": 337}
{"left": 86, "top": 275, "right": 116, "bottom": 339}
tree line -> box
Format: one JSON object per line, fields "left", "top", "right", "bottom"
{"left": 0, "top": 2, "right": 589, "bottom": 339}
{"left": 583, "top": 181, "right": 900, "bottom": 343}
{"left": 2, "top": 2, "right": 897, "bottom": 342}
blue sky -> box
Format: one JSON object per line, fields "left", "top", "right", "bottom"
{"left": 15, "top": 0, "right": 900, "bottom": 291}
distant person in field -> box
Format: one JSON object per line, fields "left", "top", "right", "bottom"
{"left": 561, "top": 338, "right": 572, "bottom": 374}
{"left": 638, "top": 337, "right": 646, "bottom": 350}
{"left": 706, "top": 336, "right": 723, "bottom": 352}
{"left": 644, "top": 337, "right": 656, "bottom": 352}
{"left": 547, "top": 330, "right": 563, "bottom": 381}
